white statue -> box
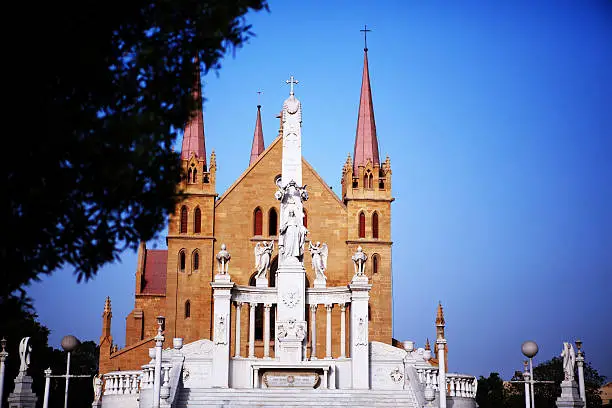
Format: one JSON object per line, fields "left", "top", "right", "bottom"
{"left": 214, "top": 314, "right": 227, "bottom": 345}
{"left": 276, "top": 181, "right": 308, "bottom": 261}
{"left": 215, "top": 244, "right": 231, "bottom": 274}
{"left": 93, "top": 374, "right": 103, "bottom": 402}
{"left": 254, "top": 241, "right": 274, "bottom": 279}
{"left": 18, "top": 337, "right": 32, "bottom": 373}
{"left": 561, "top": 342, "right": 576, "bottom": 381}
{"left": 351, "top": 246, "right": 368, "bottom": 276}
{"left": 309, "top": 241, "right": 328, "bottom": 282}
{"left": 356, "top": 317, "right": 368, "bottom": 346}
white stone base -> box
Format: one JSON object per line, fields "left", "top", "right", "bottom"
{"left": 256, "top": 276, "right": 269, "bottom": 288}
{"left": 313, "top": 278, "right": 327, "bottom": 288}
{"left": 7, "top": 373, "right": 38, "bottom": 408}
{"left": 556, "top": 380, "right": 585, "bottom": 408}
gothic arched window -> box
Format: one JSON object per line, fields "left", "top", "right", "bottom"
{"left": 303, "top": 209, "right": 308, "bottom": 229}
{"left": 254, "top": 208, "right": 263, "bottom": 236}
{"left": 180, "top": 206, "right": 188, "bottom": 234}
{"left": 192, "top": 250, "right": 200, "bottom": 272}
{"left": 185, "top": 300, "right": 191, "bottom": 318}
{"left": 268, "top": 208, "right": 278, "bottom": 236}
{"left": 358, "top": 212, "right": 366, "bottom": 238}
{"left": 194, "top": 208, "right": 201, "bottom": 234}
{"left": 179, "top": 250, "right": 186, "bottom": 272}
{"left": 192, "top": 168, "right": 198, "bottom": 183}
{"left": 372, "top": 254, "right": 379, "bottom": 274}
{"left": 372, "top": 212, "right": 379, "bottom": 239}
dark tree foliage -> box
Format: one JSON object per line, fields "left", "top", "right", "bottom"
{"left": 476, "top": 372, "right": 506, "bottom": 408}
{"left": 3, "top": 0, "right": 268, "bottom": 298}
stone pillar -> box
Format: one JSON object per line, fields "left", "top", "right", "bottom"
{"left": 340, "top": 304, "right": 347, "bottom": 358}
{"left": 211, "top": 274, "right": 234, "bottom": 388}
{"left": 152, "top": 317, "right": 165, "bottom": 408}
{"left": 264, "top": 304, "right": 271, "bottom": 359}
{"left": 576, "top": 352, "right": 586, "bottom": 404}
{"left": 349, "top": 275, "right": 371, "bottom": 389}
{"left": 0, "top": 339, "right": 7, "bottom": 408}
{"left": 522, "top": 366, "right": 531, "bottom": 408}
{"left": 310, "top": 305, "right": 317, "bottom": 360}
{"left": 437, "top": 339, "right": 447, "bottom": 408}
{"left": 42, "top": 368, "right": 51, "bottom": 408}
{"left": 234, "top": 302, "right": 242, "bottom": 358}
{"left": 325, "top": 304, "right": 333, "bottom": 359}
{"left": 249, "top": 303, "right": 256, "bottom": 358}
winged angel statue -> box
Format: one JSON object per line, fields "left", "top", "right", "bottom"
{"left": 254, "top": 241, "right": 274, "bottom": 279}
{"left": 309, "top": 241, "right": 328, "bottom": 282}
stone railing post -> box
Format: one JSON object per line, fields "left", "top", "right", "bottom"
{"left": 211, "top": 273, "right": 234, "bottom": 388}
{"left": 349, "top": 275, "right": 371, "bottom": 389}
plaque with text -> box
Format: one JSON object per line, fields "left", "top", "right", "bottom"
{"left": 262, "top": 371, "right": 320, "bottom": 388}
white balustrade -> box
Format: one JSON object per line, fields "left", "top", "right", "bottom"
{"left": 446, "top": 374, "right": 477, "bottom": 398}
{"left": 103, "top": 371, "right": 141, "bottom": 396}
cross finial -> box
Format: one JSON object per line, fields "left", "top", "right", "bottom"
{"left": 360, "top": 25, "right": 372, "bottom": 51}
{"left": 256, "top": 90, "right": 263, "bottom": 107}
{"left": 285, "top": 75, "right": 299, "bottom": 95}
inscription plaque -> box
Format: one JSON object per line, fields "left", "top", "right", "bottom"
{"left": 262, "top": 371, "right": 320, "bottom": 388}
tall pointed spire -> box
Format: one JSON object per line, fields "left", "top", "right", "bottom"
{"left": 353, "top": 42, "right": 380, "bottom": 173}
{"left": 181, "top": 58, "right": 207, "bottom": 165}
{"left": 249, "top": 104, "right": 265, "bottom": 165}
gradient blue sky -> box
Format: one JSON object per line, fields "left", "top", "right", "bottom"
{"left": 27, "top": 0, "right": 611, "bottom": 380}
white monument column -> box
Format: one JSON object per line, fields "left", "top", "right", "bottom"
{"left": 325, "top": 304, "right": 333, "bottom": 359}
{"left": 234, "top": 302, "right": 242, "bottom": 358}
{"left": 152, "top": 318, "right": 165, "bottom": 408}
{"left": 274, "top": 76, "right": 309, "bottom": 362}
{"left": 310, "top": 305, "right": 317, "bottom": 360}
{"left": 437, "top": 339, "right": 447, "bottom": 408}
{"left": 210, "top": 252, "right": 234, "bottom": 388}
{"left": 248, "top": 303, "right": 256, "bottom": 358}
{"left": 522, "top": 362, "right": 531, "bottom": 408}
{"left": 264, "top": 304, "right": 271, "bottom": 358}
{"left": 349, "top": 267, "right": 371, "bottom": 389}
{"left": 42, "top": 368, "right": 51, "bottom": 408}
{"left": 575, "top": 340, "right": 586, "bottom": 404}
{"left": 340, "top": 304, "right": 347, "bottom": 358}
{"left": 0, "top": 338, "right": 7, "bottom": 408}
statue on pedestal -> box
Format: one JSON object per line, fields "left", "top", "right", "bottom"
{"left": 93, "top": 374, "right": 103, "bottom": 402}
{"left": 309, "top": 241, "right": 328, "bottom": 283}
{"left": 18, "top": 337, "right": 32, "bottom": 374}
{"left": 561, "top": 342, "right": 576, "bottom": 381}
{"left": 216, "top": 244, "right": 231, "bottom": 275}
{"left": 254, "top": 241, "right": 274, "bottom": 280}
{"left": 351, "top": 246, "right": 368, "bottom": 277}
{"left": 276, "top": 180, "right": 308, "bottom": 262}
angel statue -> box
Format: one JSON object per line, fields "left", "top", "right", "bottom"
{"left": 561, "top": 341, "right": 576, "bottom": 381}
{"left": 309, "top": 241, "right": 328, "bottom": 283}
{"left": 93, "top": 374, "right": 103, "bottom": 402}
{"left": 19, "top": 337, "right": 32, "bottom": 373}
{"left": 254, "top": 241, "right": 274, "bottom": 279}
{"left": 216, "top": 244, "right": 231, "bottom": 274}
{"left": 351, "top": 246, "right": 368, "bottom": 276}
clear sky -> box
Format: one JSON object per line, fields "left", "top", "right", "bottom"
{"left": 27, "top": 0, "right": 611, "bottom": 380}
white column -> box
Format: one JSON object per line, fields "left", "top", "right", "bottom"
{"left": 0, "top": 342, "right": 7, "bottom": 408}
{"left": 349, "top": 277, "right": 371, "bottom": 389}
{"left": 43, "top": 368, "right": 51, "bottom": 408}
{"left": 64, "top": 351, "right": 71, "bottom": 408}
{"left": 437, "top": 339, "right": 447, "bottom": 408}
{"left": 152, "top": 319, "right": 165, "bottom": 408}
{"left": 310, "top": 304, "right": 317, "bottom": 360}
{"left": 577, "top": 353, "right": 586, "bottom": 404}
{"left": 234, "top": 302, "right": 242, "bottom": 358}
{"left": 340, "top": 303, "right": 346, "bottom": 358}
{"left": 211, "top": 278, "right": 234, "bottom": 388}
{"left": 249, "top": 303, "right": 257, "bottom": 358}
{"left": 522, "top": 371, "right": 530, "bottom": 408}
{"left": 264, "top": 304, "right": 271, "bottom": 358}
{"left": 325, "top": 304, "right": 333, "bottom": 359}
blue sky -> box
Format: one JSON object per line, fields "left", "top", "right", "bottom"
{"left": 27, "top": 0, "right": 611, "bottom": 380}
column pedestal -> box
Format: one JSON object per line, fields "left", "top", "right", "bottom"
{"left": 556, "top": 380, "right": 585, "bottom": 408}
{"left": 211, "top": 276, "right": 235, "bottom": 388}
{"left": 7, "top": 373, "right": 38, "bottom": 408}
{"left": 349, "top": 276, "right": 371, "bottom": 390}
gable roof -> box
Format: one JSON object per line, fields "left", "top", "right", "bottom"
{"left": 141, "top": 249, "right": 167, "bottom": 295}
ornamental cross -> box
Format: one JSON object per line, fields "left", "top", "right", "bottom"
{"left": 360, "top": 25, "right": 372, "bottom": 51}
{"left": 285, "top": 75, "right": 299, "bottom": 95}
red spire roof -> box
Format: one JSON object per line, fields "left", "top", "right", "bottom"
{"left": 249, "top": 105, "right": 265, "bottom": 165}
{"left": 353, "top": 49, "right": 380, "bottom": 173}
{"left": 181, "top": 61, "right": 207, "bottom": 165}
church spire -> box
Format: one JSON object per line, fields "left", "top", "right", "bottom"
{"left": 249, "top": 104, "right": 265, "bottom": 165}
{"left": 353, "top": 29, "right": 380, "bottom": 173}
{"left": 181, "top": 58, "right": 207, "bottom": 166}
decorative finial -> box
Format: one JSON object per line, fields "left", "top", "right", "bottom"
{"left": 360, "top": 25, "right": 372, "bottom": 51}
{"left": 257, "top": 90, "right": 263, "bottom": 108}
{"left": 285, "top": 75, "right": 299, "bottom": 96}
{"left": 1, "top": 337, "right": 6, "bottom": 353}
{"left": 425, "top": 338, "right": 431, "bottom": 351}
{"left": 104, "top": 296, "right": 111, "bottom": 313}
{"left": 436, "top": 302, "right": 445, "bottom": 326}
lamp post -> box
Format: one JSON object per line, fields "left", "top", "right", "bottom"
{"left": 575, "top": 340, "right": 586, "bottom": 404}
{"left": 522, "top": 340, "right": 538, "bottom": 408}
{"left": 61, "top": 335, "right": 80, "bottom": 408}
{"left": 522, "top": 360, "right": 531, "bottom": 408}
{"left": 0, "top": 338, "right": 8, "bottom": 408}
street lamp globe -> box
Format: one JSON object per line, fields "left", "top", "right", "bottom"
{"left": 61, "top": 335, "right": 80, "bottom": 353}
{"left": 521, "top": 340, "right": 538, "bottom": 358}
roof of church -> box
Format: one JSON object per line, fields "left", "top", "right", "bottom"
{"left": 141, "top": 249, "right": 167, "bottom": 295}
{"left": 353, "top": 48, "right": 380, "bottom": 172}
{"left": 249, "top": 105, "right": 265, "bottom": 165}
{"left": 181, "top": 61, "right": 207, "bottom": 163}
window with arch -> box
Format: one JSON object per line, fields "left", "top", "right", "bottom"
{"left": 372, "top": 254, "right": 380, "bottom": 274}
{"left": 372, "top": 212, "right": 379, "bottom": 239}
{"left": 303, "top": 208, "right": 308, "bottom": 229}
{"left": 180, "top": 206, "right": 188, "bottom": 234}
{"left": 187, "top": 168, "right": 193, "bottom": 183}
{"left": 358, "top": 212, "right": 366, "bottom": 238}
{"left": 185, "top": 300, "right": 191, "bottom": 318}
{"left": 192, "top": 250, "right": 200, "bottom": 272}
{"left": 268, "top": 208, "right": 278, "bottom": 236}
{"left": 254, "top": 208, "right": 263, "bottom": 236}
{"left": 364, "top": 171, "right": 373, "bottom": 189}
{"left": 194, "top": 208, "right": 201, "bottom": 234}
{"left": 192, "top": 168, "right": 197, "bottom": 183}
{"left": 179, "top": 250, "right": 186, "bottom": 272}
{"left": 378, "top": 169, "right": 385, "bottom": 189}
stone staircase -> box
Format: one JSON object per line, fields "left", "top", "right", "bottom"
{"left": 175, "top": 388, "right": 419, "bottom": 408}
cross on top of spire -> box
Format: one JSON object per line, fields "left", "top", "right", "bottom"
{"left": 286, "top": 75, "right": 299, "bottom": 95}
{"left": 360, "top": 25, "right": 372, "bottom": 51}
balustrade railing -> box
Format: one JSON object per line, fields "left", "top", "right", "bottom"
{"left": 103, "top": 371, "right": 141, "bottom": 395}
{"left": 414, "top": 366, "right": 477, "bottom": 398}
